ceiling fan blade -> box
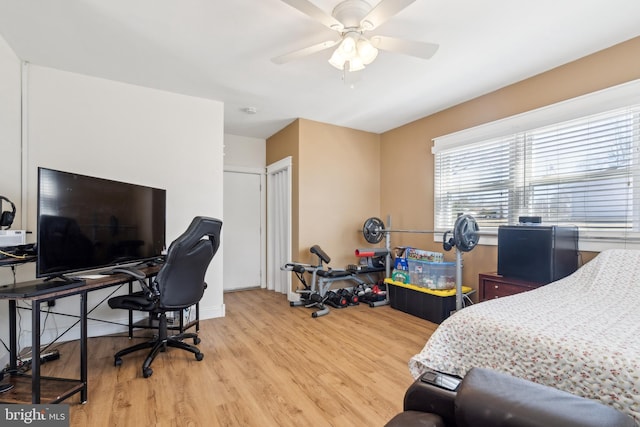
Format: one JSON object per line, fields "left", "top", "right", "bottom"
{"left": 370, "top": 36, "right": 439, "bottom": 59}
{"left": 361, "top": 0, "right": 417, "bottom": 30}
{"left": 271, "top": 40, "right": 339, "bottom": 64}
{"left": 280, "top": 0, "right": 344, "bottom": 30}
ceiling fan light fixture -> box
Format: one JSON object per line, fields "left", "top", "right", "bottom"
{"left": 329, "top": 49, "right": 347, "bottom": 69}
{"left": 357, "top": 37, "right": 378, "bottom": 64}
{"left": 329, "top": 32, "right": 377, "bottom": 71}
{"left": 273, "top": 0, "right": 439, "bottom": 74}
{"left": 339, "top": 33, "right": 358, "bottom": 56}
{"left": 346, "top": 57, "right": 365, "bottom": 72}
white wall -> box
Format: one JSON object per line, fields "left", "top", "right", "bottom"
{"left": 0, "top": 35, "right": 21, "bottom": 228}
{"left": 0, "top": 36, "right": 28, "bottom": 357}
{"left": 224, "top": 134, "right": 265, "bottom": 168}
{"left": 1, "top": 58, "right": 225, "bottom": 352}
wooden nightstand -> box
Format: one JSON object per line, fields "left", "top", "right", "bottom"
{"left": 478, "top": 272, "right": 545, "bottom": 301}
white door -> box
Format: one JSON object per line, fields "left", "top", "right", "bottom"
{"left": 223, "top": 169, "right": 263, "bottom": 291}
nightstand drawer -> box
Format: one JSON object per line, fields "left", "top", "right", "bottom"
{"left": 479, "top": 272, "right": 544, "bottom": 301}
{"left": 483, "top": 281, "right": 530, "bottom": 300}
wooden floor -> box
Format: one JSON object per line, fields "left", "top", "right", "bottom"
{"left": 37, "top": 289, "right": 437, "bottom": 427}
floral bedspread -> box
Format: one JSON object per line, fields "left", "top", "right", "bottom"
{"left": 408, "top": 249, "right": 640, "bottom": 424}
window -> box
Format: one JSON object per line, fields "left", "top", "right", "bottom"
{"left": 433, "top": 80, "right": 640, "bottom": 248}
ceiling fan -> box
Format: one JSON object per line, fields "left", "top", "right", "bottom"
{"left": 272, "top": 0, "right": 439, "bottom": 72}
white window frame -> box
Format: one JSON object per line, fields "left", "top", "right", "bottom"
{"left": 432, "top": 79, "right": 640, "bottom": 252}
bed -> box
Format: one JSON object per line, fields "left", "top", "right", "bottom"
{"left": 408, "top": 248, "right": 640, "bottom": 424}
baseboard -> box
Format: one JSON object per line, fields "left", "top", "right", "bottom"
{"left": 200, "top": 304, "right": 225, "bottom": 319}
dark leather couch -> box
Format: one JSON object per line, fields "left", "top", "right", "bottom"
{"left": 385, "top": 367, "right": 636, "bottom": 427}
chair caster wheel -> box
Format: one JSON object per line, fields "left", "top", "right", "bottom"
{"left": 114, "top": 357, "right": 122, "bottom": 367}
{"left": 194, "top": 337, "right": 201, "bottom": 345}
{"left": 143, "top": 367, "right": 153, "bottom": 378}
{"left": 195, "top": 352, "right": 204, "bottom": 361}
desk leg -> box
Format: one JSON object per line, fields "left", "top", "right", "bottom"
{"left": 80, "top": 291, "right": 88, "bottom": 403}
{"left": 31, "top": 301, "right": 41, "bottom": 403}
{"left": 8, "top": 300, "right": 17, "bottom": 370}
{"left": 195, "top": 302, "right": 200, "bottom": 333}
{"left": 128, "top": 281, "right": 133, "bottom": 338}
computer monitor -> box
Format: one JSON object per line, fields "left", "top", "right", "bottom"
{"left": 36, "top": 167, "right": 166, "bottom": 280}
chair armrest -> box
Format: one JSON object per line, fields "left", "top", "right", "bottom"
{"left": 455, "top": 368, "right": 636, "bottom": 427}
{"left": 385, "top": 411, "right": 446, "bottom": 427}
{"left": 403, "top": 371, "right": 459, "bottom": 426}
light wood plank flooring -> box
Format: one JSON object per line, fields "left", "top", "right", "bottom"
{"left": 37, "top": 289, "right": 437, "bottom": 426}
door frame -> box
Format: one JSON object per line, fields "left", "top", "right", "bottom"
{"left": 223, "top": 165, "right": 266, "bottom": 289}
{"left": 266, "top": 157, "right": 293, "bottom": 300}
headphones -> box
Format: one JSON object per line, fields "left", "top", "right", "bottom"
{"left": 442, "top": 215, "right": 480, "bottom": 252}
{"left": 442, "top": 230, "right": 454, "bottom": 251}
{"left": 0, "top": 196, "right": 16, "bottom": 230}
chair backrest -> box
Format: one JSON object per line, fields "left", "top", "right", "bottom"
{"left": 154, "top": 216, "right": 222, "bottom": 310}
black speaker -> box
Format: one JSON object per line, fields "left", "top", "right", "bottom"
{"left": 0, "top": 196, "right": 16, "bottom": 229}
{"left": 518, "top": 216, "right": 542, "bottom": 224}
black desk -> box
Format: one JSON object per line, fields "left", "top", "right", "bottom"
{"left": 0, "top": 255, "right": 36, "bottom": 268}
{"left": 0, "top": 265, "right": 160, "bottom": 404}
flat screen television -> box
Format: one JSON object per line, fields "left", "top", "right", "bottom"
{"left": 37, "top": 167, "right": 166, "bottom": 280}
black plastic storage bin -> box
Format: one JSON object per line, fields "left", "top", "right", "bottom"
{"left": 386, "top": 279, "right": 466, "bottom": 324}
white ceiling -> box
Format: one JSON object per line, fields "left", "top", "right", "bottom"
{"left": 0, "top": 0, "right": 639, "bottom": 139}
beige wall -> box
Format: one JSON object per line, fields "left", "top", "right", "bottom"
{"left": 380, "top": 36, "right": 640, "bottom": 295}
{"left": 298, "top": 119, "right": 380, "bottom": 267}
{"left": 267, "top": 37, "right": 640, "bottom": 296}
{"left": 267, "top": 118, "right": 381, "bottom": 271}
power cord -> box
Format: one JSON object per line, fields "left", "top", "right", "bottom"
{"left": 0, "top": 250, "right": 28, "bottom": 260}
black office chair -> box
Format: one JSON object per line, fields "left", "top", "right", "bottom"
{"left": 108, "top": 216, "right": 222, "bottom": 378}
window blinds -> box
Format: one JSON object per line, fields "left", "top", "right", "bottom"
{"left": 434, "top": 104, "right": 640, "bottom": 239}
